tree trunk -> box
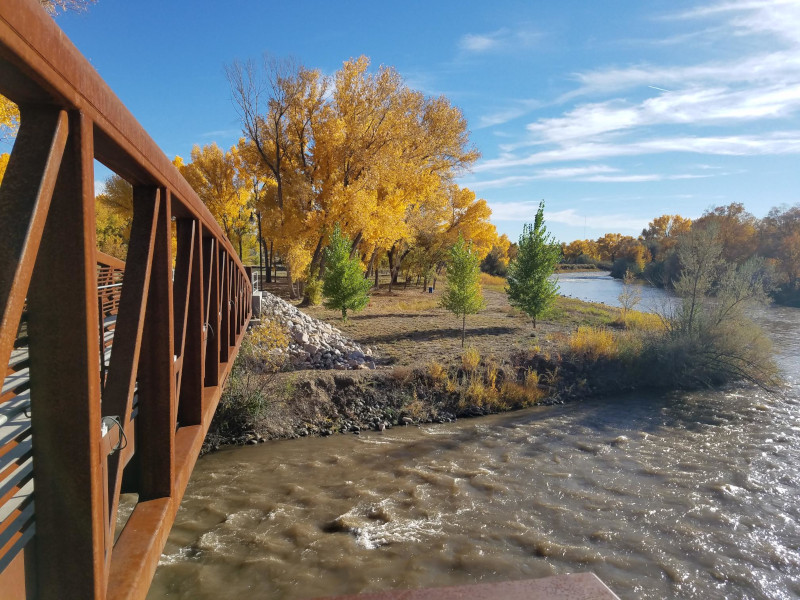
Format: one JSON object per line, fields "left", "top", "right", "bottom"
{"left": 308, "top": 235, "right": 325, "bottom": 275}
{"left": 387, "top": 244, "right": 410, "bottom": 291}
{"left": 349, "top": 231, "right": 363, "bottom": 260}
{"left": 286, "top": 263, "right": 296, "bottom": 299}
{"left": 264, "top": 239, "right": 272, "bottom": 283}
{"left": 461, "top": 314, "right": 466, "bottom": 347}
{"left": 387, "top": 248, "right": 396, "bottom": 292}
{"left": 366, "top": 248, "right": 378, "bottom": 279}
{"left": 301, "top": 235, "right": 325, "bottom": 305}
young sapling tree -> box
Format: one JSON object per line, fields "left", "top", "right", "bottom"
{"left": 440, "top": 235, "right": 485, "bottom": 347}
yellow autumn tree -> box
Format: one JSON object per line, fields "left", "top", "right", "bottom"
{"left": 562, "top": 239, "right": 601, "bottom": 263}
{"left": 177, "top": 143, "right": 252, "bottom": 257}
{"left": 640, "top": 214, "right": 692, "bottom": 260}
{"left": 95, "top": 174, "right": 133, "bottom": 260}
{"left": 227, "top": 54, "right": 484, "bottom": 296}
{"left": 0, "top": 152, "right": 9, "bottom": 186}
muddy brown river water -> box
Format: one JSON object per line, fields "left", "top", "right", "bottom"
{"left": 148, "top": 275, "right": 800, "bottom": 599}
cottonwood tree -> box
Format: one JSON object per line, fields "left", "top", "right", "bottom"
{"left": 440, "top": 236, "right": 484, "bottom": 347}
{"left": 506, "top": 201, "right": 561, "bottom": 328}
{"left": 94, "top": 174, "right": 133, "bottom": 259}
{"left": 322, "top": 225, "right": 371, "bottom": 321}
{"left": 176, "top": 143, "right": 251, "bottom": 256}
{"left": 227, "top": 54, "right": 488, "bottom": 299}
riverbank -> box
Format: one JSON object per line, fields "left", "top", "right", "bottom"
{"left": 205, "top": 269, "right": 780, "bottom": 451}
{"left": 203, "top": 284, "right": 668, "bottom": 451}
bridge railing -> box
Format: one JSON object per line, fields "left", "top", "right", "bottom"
{"left": 0, "top": 1, "right": 252, "bottom": 598}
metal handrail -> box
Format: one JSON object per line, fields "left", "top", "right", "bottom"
{"left": 0, "top": 1, "right": 252, "bottom": 598}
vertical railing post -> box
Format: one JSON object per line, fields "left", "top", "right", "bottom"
{"left": 176, "top": 219, "right": 204, "bottom": 425}
{"left": 218, "top": 250, "right": 230, "bottom": 365}
{"left": 27, "top": 110, "right": 106, "bottom": 599}
{"left": 135, "top": 188, "right": 175, "bottom": 499}
{"left": 203, "top": 238, "right": 219, "bottom": 388}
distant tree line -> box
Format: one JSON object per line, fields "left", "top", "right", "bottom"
{"left": 560, "top": 203, "right": 800, "bottom": 306}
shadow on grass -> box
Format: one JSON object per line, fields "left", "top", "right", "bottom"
{"left": 348, "top": 313, "right": 442, "bottom": 321}
{"left": 359, "top": 326, "right": 518, "bottom": 345}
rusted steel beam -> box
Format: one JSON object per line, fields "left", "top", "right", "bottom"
{"left": 96, "top": 251, "right": 126, "bottom": 270}
{"left": 0, "top": 107, "right": 67, "bottom": 377}
{"left": 102, "top": 186, "right": 161, "bottom": 570}
{"left": 106, "top": 497, "right": 171, "bottom": 600}
{"left": 178, "top": 221, "right": 205, "bottom": 426}
{"left": 27, "top": 110, "right": 106, "bottom": 599}
{"left": 203, "top": 238, "right": 220, "bottom": 388}
{"left": 172, "top": 219, "right": 196, "bottom": 410}
{"left": 219, "top": 251, "right": 231, "bottom": 364}
{"left": 135, "top": 189, "right": 175, "bottom": 500}
{"left": 0, "top": 549, "right": 28, "bottom": 600}
{"left": 108, "top": 320, "right": 249, "bottom": 600}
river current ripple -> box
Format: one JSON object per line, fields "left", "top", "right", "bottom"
{"left": 149, "top": 274, "right": 800, "bottom": 599}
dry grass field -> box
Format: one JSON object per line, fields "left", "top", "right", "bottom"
{"left": 296, "top": 279, "right": 622, "bottom": 368}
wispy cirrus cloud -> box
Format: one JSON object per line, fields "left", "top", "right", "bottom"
{"left": 470, "top": 165, "right": 719, "bottom": 188}
{"left": 519, "top": 84, "right": 800, "bottom": 148}
{"left": 200, "top": 128, "right": 242, "bottom": 140}
{"left": 458, "top": 26, "right": 542, "bottom": 54}
{"left": 470, "top": 165, "right": 618, "bottom": 188}
{"left": 488, "top": 202, "right": 649, "bottom": 232}
{"left": 460, "top": 32, "right": 501, "bottom": 52}
{"left": 477, "top": 99, "right": 543, "bottom": 128}
{"left": 668, "top": 0, "right": 800, "bottom": 44}
{"left": 562, "top": 51, "right": 800, "bottom": 102}
{"left": 477, "top": 131, "right": 800, "bottom": 172}
{"left": 476, "top": 2, "right": 800, "bottom": 174}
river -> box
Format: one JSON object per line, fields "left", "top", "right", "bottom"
{"left": 148, "top": 273, "right": 800, "bottom": 599}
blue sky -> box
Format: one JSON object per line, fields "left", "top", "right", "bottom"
{"left": 56, "top": 0, "right": 800, "bottom": 244}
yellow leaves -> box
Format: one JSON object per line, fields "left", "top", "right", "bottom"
{"left": 284, "top": 245, "right": 312, "bottom": 283}
{"left": 94, "top": 174, "right": 133, "bottom": 260}
{"left": 563, "top": 239, "right": 600, "bottom": 262}
{"left": 230, "top": 54, "right": 483, "bottom": 274}
{"left": 0, "top": 95, "right": 19, "bottom": 143}
{"left": 0, "top": 153, "right": 9, "bottom": 186}
{"left": 178, "top": 143, "right": 250, "bottom": 242}
{"left": 441, "top": 185, "right": 498, "bottom": 259}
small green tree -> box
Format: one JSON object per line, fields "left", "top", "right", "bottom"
{"left": 506, "top": 201, "right": 561, "bottom": 328}
{"left": 440, "top": 236, "right": 485, "bottom": 347}
{"left": 322, "top": 225, "right": 371, "bottom": 321}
